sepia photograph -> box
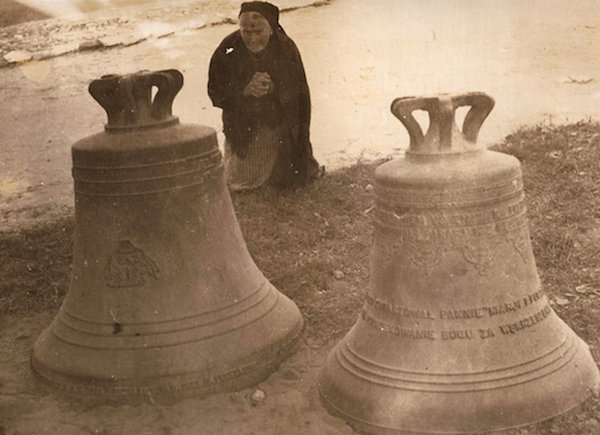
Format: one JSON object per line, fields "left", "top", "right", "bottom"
{"left": 1, "top": 0, "right": 599, "bottom": 433}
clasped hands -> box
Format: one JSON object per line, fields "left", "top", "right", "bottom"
{"left": 243, "top": 72, "right": 273, "bottom": 98}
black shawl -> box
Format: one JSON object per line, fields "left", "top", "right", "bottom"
{"left": 208, "top": 29, "right": 319, "bottom": 187}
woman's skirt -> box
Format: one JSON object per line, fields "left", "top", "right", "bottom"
{"left": 223, "top": 125, "right": 284, "bottom": 191}
{"left": 224, "top": 124, "right": 323, "bottom": 191}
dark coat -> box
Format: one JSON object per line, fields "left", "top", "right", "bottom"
{"left": 208, "top": 29, "right": 319, "bottom": 187}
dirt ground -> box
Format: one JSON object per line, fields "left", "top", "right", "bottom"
{"left": 0, "top": 313, "right": 355, "bottom": 435}
{"left": 2, "top": 0, "right": 600, "bottom": 434}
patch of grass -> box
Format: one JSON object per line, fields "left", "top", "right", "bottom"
{"left": 0, "top": 217, "right": 73, "bottom": 314}
{"left": 231, "top": 163, "right": 375, "bottom": 342}
{"left": 494, "top": 122, "right": 600, "bottom": 434}
{"left": 493, "top": 122, "right": 600, "bottom": 323}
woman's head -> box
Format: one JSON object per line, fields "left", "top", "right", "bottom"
{"left": 238, "top": 1, "right": 280, "bottom": 54}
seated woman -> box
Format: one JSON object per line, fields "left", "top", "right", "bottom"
{"left": 208, "top": 1, "right": 322, "bottom": 191}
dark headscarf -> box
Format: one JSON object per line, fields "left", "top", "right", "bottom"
{"left": 239, "top": 1, "right": 282, "bottom": 32}
{"left": 208, "top": 5, "right": 320, "bottom": 187}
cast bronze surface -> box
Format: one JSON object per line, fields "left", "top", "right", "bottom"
{"left": 88, "top": 69, "right": 183, "bottom": 131}
{"left": 31, "top": 69, "right": 303, "bottom": 404}
{"left": 319, "top": 92, "right": 600, "bottom": 434}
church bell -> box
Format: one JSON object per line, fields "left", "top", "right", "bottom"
{"left": 319, "top": 93, "right": 599, "bottom": 433}
{"left": 31, "top": 69, "right": 303, "bottom": 403}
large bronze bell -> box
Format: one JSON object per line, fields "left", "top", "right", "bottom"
{"left": 319, "top": 93, "right": 600, "bottom": 433}
{"left": 32, "top": 69, "right": 303, "bottom": 403}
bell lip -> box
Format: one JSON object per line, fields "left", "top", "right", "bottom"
{"left": 319, "top": 386, "right": 596, "bottom": 435}
{"left": 318, "top": 330, "right": 600, "bottom": 434}
{"left": 30, "top": 316, "right": 304, "bottom": 405}
{"left": 319, "top": 345, "right": 600, "bottom": 434}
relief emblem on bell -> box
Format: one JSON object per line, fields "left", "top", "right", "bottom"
{"left": 319, "top": 92, "right": 600, "bottom": 434}
{"left": 104, "top": 240, "right": 160, "bottom": 288}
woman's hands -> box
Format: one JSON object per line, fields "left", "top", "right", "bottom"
{"left": 243, "top": 72, "right": 273, "bottom": 98}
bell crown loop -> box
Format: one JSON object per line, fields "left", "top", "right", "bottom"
{"left": 89, "top": 69, "right": 184, "bottom": 132}
{"left": 391, "top": 92, "right": 495, "bottom": 156}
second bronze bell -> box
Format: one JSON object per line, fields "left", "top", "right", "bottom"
{"left": 31, "top": 70, "right": 303, "bottom": 403}
{"left": 319, "top": 93, "right": 600, "bottom": 434}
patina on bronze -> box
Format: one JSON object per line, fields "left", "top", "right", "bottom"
{"left": 31, "top": 69, "right": 303, "bottom": 403}
{"left": 319, "top": 93, "right": 600, "bottom": 433}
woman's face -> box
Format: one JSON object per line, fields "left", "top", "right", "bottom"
{"left": 239, "top": 12, "right": 273, "bottom": 54}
